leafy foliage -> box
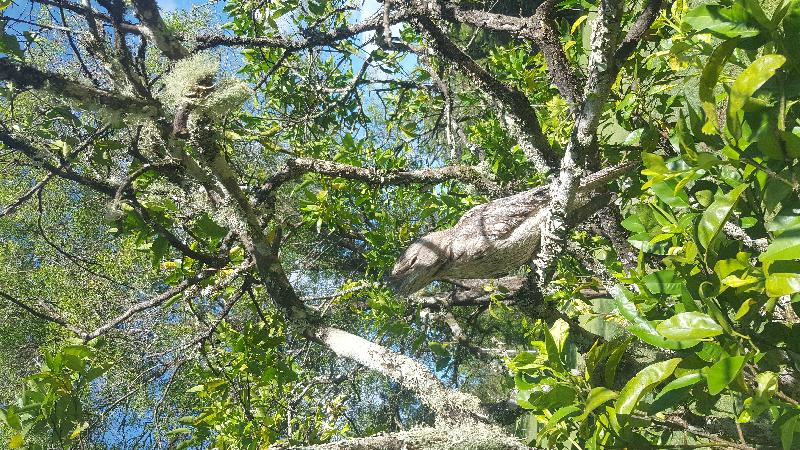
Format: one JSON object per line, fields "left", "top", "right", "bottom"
{"left": 0, "top": 0, "right": 799, "bottom": 449}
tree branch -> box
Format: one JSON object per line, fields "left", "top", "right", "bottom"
{"left": 258, "top": 157, "right": 503, "bottom": 200}
{"left": 615, "top": 0, "right": 664, "bottom": 65}
{"left": 0, "top": 58, "right": 159, "bottom": 115}
{"left": 130, "top": 0, "right": 189, "bottom": 60}
{"left": 0, "top": 130, "right": 117, "bottom": 196}
{"left": 195, "top": 8, "right": 414, "bottom": 51}
{"left": 83, "top": 267, "right": 218, "bottom": 340}
{"left": 532, "top": 0, "right": 624, "bottom": 285}
{"left": 32, "top": 0, "right": 144, "bottom": 35}
{"left": 530, "top": 0, "right": 584, "bottom": 112}
{"left": 311, "top": 327, "right": 488, "bottom": 425}
{"left": 434, "top": 0, "right": 583, "bottom": 111}
{"left": 272, "top": 424, "right": 530, "bottom": 450}
{"left": 0, "top": 291, "right": 87, "bottom": 337}
{"left": 413, "top": 16, "right": 557, "bottom": 172}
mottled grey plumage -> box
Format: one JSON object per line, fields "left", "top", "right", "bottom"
{"left": 391, "top": 162, "right": 636, "bottom": 295}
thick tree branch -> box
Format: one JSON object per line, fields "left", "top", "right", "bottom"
{"left": 190, "top": 119, "right": 318, "bottom": 324}
{"left": 195, "top": 8, "right": 414, "bottom": 51}
{"left": 259, "top": 157, "right": 503, "bottom": 200}
{"left": 434, "top": 0, "right": 583, "bottom": 111}
{"left": 413, "top": 16, "right": 556, "bottom": 172}
{"left": 273, "top": 424, "right": 530, "bottom": 450}
{"left": 130, "top": 0, "right": 189, "bottom": 60}
{"left": 0, "top": 58, "right": 159, "bottom": 115}
{"left": 32, "top": 0, "right": 144, "bottom": 35}
{"left": 0, "top": 131, "right": 117, "bottom": 196}
{"left": 723, "top": 222, "right": 768, "bottom": 253}
{"left": 532, "top": 0, "right": 624, "bottom": 285}
{"left": 83, "top": 267, "right": 219, "bottom": 340}
{"left": 530, "top": 0, "right": 584, "bottom": 112}
{"left": 615, "top": 0, "right": 664, "bottom": 65}
{"left": 312, "top": 327, "right": 488, "bottom": 424}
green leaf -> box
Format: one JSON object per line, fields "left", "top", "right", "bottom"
{"left": 656, "top": 372, "right": 705, "bottom": 398}
{"left": 743, "top": 0, "right": 773, "bottom": 30}
{"left": 0, "top": 31, "right": 23, "bottom": 59}
{"left": 781, "top": 413, "right": 800, "bottom": 450}
{"left": 62, "top": 344, "right": 92, "bottom": 359}
{"left": 510, "top": 351, "right": 544, "bottom": 372}
{"left": 760, "top": 229, "right": 800, "bottom": 262}
{"left": 705, "top": 355, "right": 746, "bottom": 395}
{"left": 656, "top": 312, "right": 724, "bottom": 340}
{"left": 521, "top": 382, "right": 577, "bottom": 411}
{"left": 755, "top": 371, "right": 778, "bottom": 399}
{"left": 605, "top": 338, "right": 630, "bottom": 386}
{"left": 684, "top": 5, "right": 760, "bottom": 37}
{"left": 643, "top": 270, "right": 683, "bottom": 295}
{"left": 151, "top": 235, "right": 170, "bottom": 269}
{"left": 621, "top": 215, "right": 647, "bottom": 233}
{"left": 616, "top": 358, "right": 682, "bottom": 415}
{"left": 766, "top": 273, "right": 800, "bottom": 296}
{"left": 728, "top": 55, "right": 786, "bottom": 123}
{"left": 611, "top": 285, "right": 700, "bottom": 349}
{"left": 767, "top": 200, "right": 800, "bottom": 233}
{"left": 547, "top": 319, "right": 570, "bottom": 359}
{"left": 544, "top": 405, "right": 581, "bottom": 432}
{"left": 0, "top": 0, "right": 13, "bottom": 11}
{"left": 576, "top": 387, "right": 618, "bottom": 421}
{"left": 70, "top": 421, "right": 89, "bottom": 439}
{"left": 699, "top": 39, "right": 739, "bottom": 134}
{"left": 740, "top": 370, "right": 778, "bottom": 422}
{"left": 194, "top": 214, "right": 228, "bottom": 240}
{"left": 652, "top": 180, "right": 690, "bottom": 208}
{"left": 650, "top": 372, "right": 704, "bottom": 413}
{"left": 697, "top": 184, "right": 748, "bottom": 250}
{"left": 2, "top": 406, "right": 21, "bottom": 430}
{"left": 8, "top": 434, "right": 23, "bottom": 449}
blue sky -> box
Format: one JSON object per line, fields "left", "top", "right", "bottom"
{"left": 158, "top": 0, "right": 201, "bottom": 11}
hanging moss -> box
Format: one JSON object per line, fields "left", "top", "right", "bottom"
{"left": 162, "top": 53, "right": 219, "bottom": 106}
{"left": 202, "top": 78, "right": 251, "bottom": 115}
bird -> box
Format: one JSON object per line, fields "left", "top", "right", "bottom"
{"left": 390, "top": 161, "right": 637, "bottom": 295}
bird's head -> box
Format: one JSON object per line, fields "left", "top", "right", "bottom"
{"left": 389, "top": 231, "right": 450, "bottom": 296}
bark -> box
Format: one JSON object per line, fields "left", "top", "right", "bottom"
{"left": 196, "top": 8, "right": 415, "bottom": 51}
{"left": 31, "top": 0, "right": 144, "bottom": 35}
{"left": 271, "top": 425, "right": 531, "bottom": 450}
{"left": 589, "top": 205, "right": 639, "bottom": 270}
{"left": 530, "top": 0, "right": 584, "bottom": 112}
{"left": 419, "top": 276, "right": 526, "bottom": 307}
{"left": 313, "top": 327, "right": 487, "bottom": 425}
{"left": 0, "top": 291, "right": 87, "bottom": 337}
{"left": 412, "top": 16, "right": 557, "bottom": 172}
{"left": 434, "top": 0, "right": 583, "bottom": 112}
{"left": 83, "top": 266, "right": 222, "bottom": 340}
{"left": 723, "top": 222, "right": 768, "bottom": 253}
{"left": 0, "top": 58, "right": 158, "bottom": 115}
{"left": 0, "top": 131, "right": 117, "bottom": 196}
{"left": 615, "top": 0, "right": 664, "bottom": 65}
{"left": 259, "top": 157, "right": 504, "bottom": 199}
{"left": 532, "top": 0, "right": 624, "bottom": 285}
{"left": 130, "top": 0, "right": 189, "bottom": 60}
